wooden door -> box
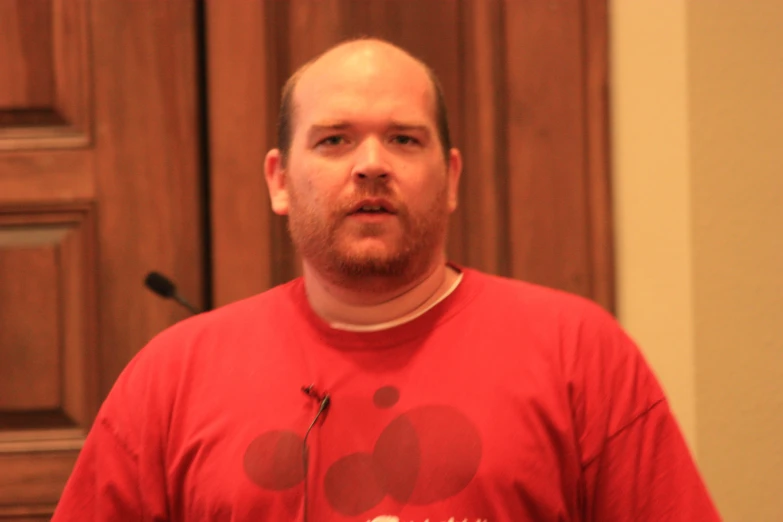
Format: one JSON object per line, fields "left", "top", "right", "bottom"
{"left": 0, "top": 0, "right": 203, "bottom": 518}
{"left": 207, "top": 0, "right": 614, "bottom": 312}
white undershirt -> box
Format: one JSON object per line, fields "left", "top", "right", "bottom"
{"left": 330, "top": 272, "right": 464, "bottom": 332}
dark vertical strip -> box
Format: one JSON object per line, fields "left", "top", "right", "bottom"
{"left": 455, "top": 0, "right": 468, "bottom": 266}
{"left": 580, "top": 0, "right": 615, "bottom": 313}
{"left": 579, "top": 0, "right": 594, "bottom": 302}
{"left": 495, "top": 0, "right": 511, "bottom": 278}
{"left": 266, "top": 0, "right": 297, "bottom": 285}
{"left": 195, "top": 0, "right": 213, "bottom": 311}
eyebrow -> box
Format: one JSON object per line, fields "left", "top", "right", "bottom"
{"left": 388, "top": 122, "right": 431, "bottom": 135}
{"left": 310, "top": 121, "right": 351, "bottom": 130}
{"left": 307, "top": 121, "right": 432, "bottom": 135}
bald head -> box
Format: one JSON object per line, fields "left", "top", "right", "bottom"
{"left": 276, "top": 38, "right": 451, "bottom": 164}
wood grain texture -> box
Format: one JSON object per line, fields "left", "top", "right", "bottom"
{"left": 504, "top": 0, "right": 592, "bottom": 297}
{"left": 0, "top": 150, "right": 94, "bottom": 205}
{"left": 0, "top": 205, "right": 97, "bottom": 430}
{"left": 458, "top": 0, "right": 509, "bottom": 276}
{"left": 0, "top": 126, "right": 89, "bottom": 150}
{"left": 0, "top": 0, "right": 55, "bottom": 109}
{"left": 0, "top": 242, "right": 61, "bottom": 411}
{"left": 0, "top": 513, "right": 52, "bottom": 522}
{"left": 0, "top": 450, "right": 78, "bottom": 509}
{"left": 206, "top": 0, "right": 277, "bottom": 306}
{"left": 0, "top": 427, "right": 84, "bottom": 453}
{"left": 51, "top": 0, "right": 91, "bottom": 135}
{"left": 90, "top": 0, "right": 203, "bottom": 394}
{"left": 58, "top": 206, "right": 96, "bottom": 428}
{"left": 583, "top": 0, "right": 615, "bottom": 312}
{"left": 0, "top": 0, "right": 201, "bottom": 513}
{"left": 0, "top": 0, "right": 90, "bottom": 149}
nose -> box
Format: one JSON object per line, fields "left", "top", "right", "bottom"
{"left": 351, "top": 137, "right": 390, "bottom": 182}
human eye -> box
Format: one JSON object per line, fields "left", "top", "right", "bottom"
{"left": 391, "top": 134, "right": 420, "bottom": 146}
{"left": 317, "top": 135, "right": 346, "bottom": 147}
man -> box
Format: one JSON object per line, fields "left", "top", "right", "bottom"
{"left": 53, "top": 38, "right": 721, "bottom": 521}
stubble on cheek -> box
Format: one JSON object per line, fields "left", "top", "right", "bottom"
{"left": 285, "top": 167, "right": 451, "bottom": 287}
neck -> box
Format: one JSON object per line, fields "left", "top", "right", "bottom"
{"left": 302, "top": 257, "right": 459, "bottom": 327}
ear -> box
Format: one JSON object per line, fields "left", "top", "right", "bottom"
{"left": 446, "top": 148, "right": 462, "bottom": 213}
{"left": 264, "top": 149, "right": 289, "bottom": 215}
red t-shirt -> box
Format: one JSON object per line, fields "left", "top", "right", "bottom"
{"left": 53, "top": 267, "right": 721, "bottom": 521}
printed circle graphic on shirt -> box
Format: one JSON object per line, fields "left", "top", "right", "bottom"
{"left": 323, "top": 452, "right": 386, "bottom": 515}
{"left": 323, "top": 405, "right": 482, "bottom": 514}
{"left": 243, "top": 430, "right": 304, "bottom": 490}
{"left": 243, "top": 399, "right": 482, "bottom": 516}
{"left": 373, "top": 385, "right": 400, "bottom": 408}
{"left": 373, "top": 405, "right": 482, "bottom": 504}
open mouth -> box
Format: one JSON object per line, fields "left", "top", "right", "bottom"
{"left": 353, "top": 205, "right": 391, "bottom": 214}
{"left": 349, "top": 200, "right": 396, "bottom": 215}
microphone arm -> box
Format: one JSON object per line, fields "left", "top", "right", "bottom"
{"left": 172, "top": 293, "right": 201, "bottom": 315}
{"left": 143, "top": 271, "right": 202, "bottom": 315}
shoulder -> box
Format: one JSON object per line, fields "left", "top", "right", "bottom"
{"left": 466, "top": 271, "right": 668, "bottom": 454}
{"left": 103, "top": 279, "right": 302, "bottom": 401}
{"left": 93, "top": 280, "right": 304, "bottom": 438}
{"left": 142, "top": 278, "right": 301, "bottom": 357}
{"left": 463, "top": 267, "right": 616, "bottom": 328}
{"left": 460, "top": 268, "right": 642, "bottom": 378}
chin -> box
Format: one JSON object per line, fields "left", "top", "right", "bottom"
{"left": 340, "top": 253, "right": 402, "bottom": 273}
{"left": 331, "top": 246, "right": 410, "bottom": 278}
{"left": 337, "top": 236, "right": 397, "bottom": 260}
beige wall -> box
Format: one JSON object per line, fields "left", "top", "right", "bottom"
{"left": 611, "top": 1, "right": 783, "bottom": 520}
{"left": 610, "top": 0, "right": 696, "bottom": 445}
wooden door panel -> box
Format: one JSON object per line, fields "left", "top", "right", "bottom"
{"left": 0, "top": 241, "right": 63, "bottom": 411}
{"left": 0, "top": 450, "right": 79, "bottom": 517}
{"left": 583, "top": 0, "right": 614, "bottom": 310}
{"left": 89, "top": 0, "right": 203, "bottom": 394}
{"left": 504, "top": 0, "right": 591, "bottom": 293}
{"left": 0, "top": 0, "right": 96, "bottom": 515}
{"left": 0, "top": 206, "right": 97, "bottom": 518}
{"left": 0, "top": 0, "right": 90, "bottom": 148}
{"left": 0, "top": 152, "right": 94, "bottom": 205}
{"left": 0, "top": 0, "right": 202, "bottom": 517}
{"left": 458, "top": 0, "right": 509, "bottom": 275}
{"left": 0, "top": 206, "right": 98, "bottom": 429}
{"left": 0, "top": 0, "right": 55, "bottom": 108}
{"left": 206, "top": 0, "right": 277, "bottom": 306}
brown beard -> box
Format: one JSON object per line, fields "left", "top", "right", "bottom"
{"left": 287, "top": 180, "right": 450, "bottom": 292}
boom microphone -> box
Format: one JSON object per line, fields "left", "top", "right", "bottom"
{"left": 144, "top": 271, "right": 201, "bottom": 315}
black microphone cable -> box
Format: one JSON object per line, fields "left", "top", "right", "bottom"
{"left": 301, "top": 386, "right": 330, "bottom": 522}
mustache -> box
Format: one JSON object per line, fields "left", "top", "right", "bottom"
{"left": 337, "top": 186, "right": 402, "bottom": 213}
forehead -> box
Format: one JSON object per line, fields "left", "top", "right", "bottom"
{"left": 293, "top": 48, "right": 437, "bottom": 128}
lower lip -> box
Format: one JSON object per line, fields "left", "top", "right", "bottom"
{"left": 347, "top": 212, "right": 396, "bottom": 223}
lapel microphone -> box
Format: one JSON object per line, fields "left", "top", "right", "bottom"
{"left": 301, "top": 384, "right": 330, "bottom": 408}
{"left": 301, "top": 384, "right": 330, "bottom": 522}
